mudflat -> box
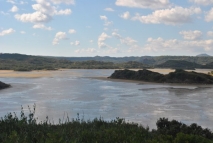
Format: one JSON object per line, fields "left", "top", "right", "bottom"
{"left": 0, "top": 70, "right": 55, "bottom": 78}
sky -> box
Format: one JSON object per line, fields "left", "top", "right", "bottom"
{"left": 0, "top": 0, "right": 213, "bottom": 57}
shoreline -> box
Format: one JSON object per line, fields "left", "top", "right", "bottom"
{"left": 0, "top": 70, "right": 62, "bottom": 78}
{"left": 0, "top": 68, "right": 212, "bottom": 78}
{"left": 90, "top": 77, "right": 213, "bottom": 87}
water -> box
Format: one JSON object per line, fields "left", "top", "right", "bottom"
{"left": 0, "top": 69, "right": 213, "bottom": 130}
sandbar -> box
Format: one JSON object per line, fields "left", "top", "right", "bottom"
{"left": 0, "top": 70, "right": 62, "bottom": 78}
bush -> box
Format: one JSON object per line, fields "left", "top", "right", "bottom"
{"left": 0, "top": 106, "right": 213, "bottom": 143}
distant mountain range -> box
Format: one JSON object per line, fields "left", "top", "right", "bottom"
{"left": 0, "top": 53, "right": 213, "bottom": 70}
{"left": 196, "top": 54, "right": 211, "bottom": 57}
{"left": 58, "top": 55, "right": 213, "bottom": 65}
{"left": 156, "top": 60, "right": 202, "bottom": 69}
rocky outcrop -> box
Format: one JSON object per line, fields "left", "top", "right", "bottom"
{"left": 0, "top": 81, "right": 10, "bottom": 90}
{"left": 109, "top": 69, "right": 213, "bottom": 84}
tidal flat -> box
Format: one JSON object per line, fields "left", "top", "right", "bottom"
{"left": 0, "top": 69, "right": 213, "bottom": 130}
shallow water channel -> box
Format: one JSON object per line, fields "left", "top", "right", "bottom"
{"left": 0, "top": 69, "right": 213, "bottom": 130}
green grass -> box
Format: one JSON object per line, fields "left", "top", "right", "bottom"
{"left": 0, "top": 105, "right": 213, "bottom": 143}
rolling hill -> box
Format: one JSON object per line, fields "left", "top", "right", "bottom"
{"left": 156, "top": 60, "right": 202, "bottom": 69}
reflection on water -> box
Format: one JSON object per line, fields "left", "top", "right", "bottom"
{"left": 0, "top": 69, "right": 213, "bottom": 130}
{"left": 140, "top": 86, "right": 212, "bottom": 96}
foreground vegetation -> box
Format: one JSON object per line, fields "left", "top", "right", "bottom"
{"left": 0, "top": 81, "right": 10, "bottom": 90}
{"left": 0, "top": 106, "right": 213, "bottom": 143}
{"left": 109, "top": 69, "right": 213, "bottom": 84}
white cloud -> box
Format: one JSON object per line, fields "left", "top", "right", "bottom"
{"left": 0, "top": 11, "right": 9, "bottom": 15}
{"left": 104, "top": 8, "right": 114, "bottom": 12}
{"left": 205, "top": 8, "right": 213, "bottom": 22}
{"left": 71, "top": 41, "right": 80, "bottom": 46}
{"left": 179, "top": 30, "right": 202, "bottom": 40}
{"left": 32, "top": 0, "right": 71, "bottom": 15}
{"left": 143, "top": 37, "right": 213, "bottom": 53}
{"left": 10, "top": 5, "right": 19, "bottom": 12}
{"left": 112, "top": 32, "right": 137, "bottom": 46}
{"left": 55, "top": 9, "right": 72, "bottom": 15}
{"left": 14, "top": 0, "right": 72, "bottom": 23}
{"left": 189, "top": 0, "right": 213, "bottom": 5}
{"left": 20, "top": 1, "right": 28, "bottom": 5}
{"left": 0, "top": 28, "right": 15, "bottom": 36}
{"left": 50, "top": 0, "right": 75, "bottom": 5}
{"left": 100, "top": 15, "right": 108, "bottom": 21}
{"left": 100, "top": 15, "right": 113, "bottom": 26}
{"left": 90, "top": 40, "right": 93, "bottom": 43}
{"left": 20, "top": 31, "right": 26, "bottom": 34}
{"left": 75, "top": 48, "right": 97, "bottom": 53}
{"left": 104, "top": 48, "right": 120, "bottom": 54}
{"left": 15, "top": 12, "right": 52, "bottom": 23}
{"left": 121, "top": 37, "right": 137, "bottom": 46}
{"left": 98, "top": 32, "right": 111, "bottom": 48}
{"left": 112, "top": 32, "right": 140, "bottom": 52}
{"left": 207, "top": 31, "right": 213, "bottom": 37}
{"left": 32, "top": 1, "right": 57, "bottom": 16}
{"left": 33, "top": 24, "right": 52, "bottom": 30}
{"left": 115, "top": 0, "right": 171, "bottom": 10}
{"left": 120, "top": 11, "right": 130, "bottom": 19}
{"left": 52, "top": 31, "right": 67, "bottom": 45}
{"left": 112, "top": 32, "right": 122, "bottom": 39}
{"left": 68, "top": 29, "right": 76, "bottom": 34}
{"left": 104, "top": 21, "right": 113, "bottom": 26}
{"left": 7, "top": 0, "right": 15, "bottom": 4}
{"left": 132, "top": 7, "right": 201, "bottom": 25}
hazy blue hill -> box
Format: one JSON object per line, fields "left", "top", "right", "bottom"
{"left": 156, "top": 60, "right": 202, "bottom": 69}
{"left": 196, "top": 53, "right": 211, "bottom": 57}
{"left": 60, "top": 55, "right": 213, "bottom": 65}
{"left": 58, "top": 56, "right": 156, "bottom": 64}
{"left": 153, "top": 56, "right": 213, "bottom": 65}
{"left": 0, "top": 53, "right": 30, "bottom": 60}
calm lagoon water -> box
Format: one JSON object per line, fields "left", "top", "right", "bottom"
{"left": 0, "top": 69, "right": 213, "bottom": 130}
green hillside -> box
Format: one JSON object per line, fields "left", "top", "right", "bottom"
{"left": 156, "top": 60, "right": 202, "bottom": 69}
{"left": 0, "top": 54, "right": 150, "bottom": 71}
{"left": 1, "top": 53, "right": 213, "bottom": 70}
{"left": 60, "top": 55, "right": 213, "bottom": 65}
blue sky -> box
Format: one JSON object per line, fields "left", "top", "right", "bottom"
{"left": 0, "top": 0, "right": 213, "bottom": 57}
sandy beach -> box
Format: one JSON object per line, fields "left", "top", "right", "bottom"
{"left": 0, "top": 70, "right": 59, "bottom": 78}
